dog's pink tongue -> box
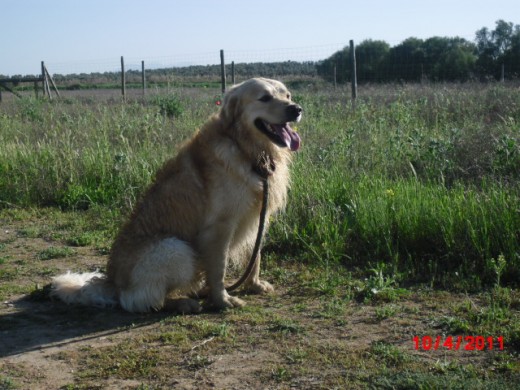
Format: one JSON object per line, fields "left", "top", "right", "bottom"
{"left": 273, "top": 124, "right": 301, "bottom": 151}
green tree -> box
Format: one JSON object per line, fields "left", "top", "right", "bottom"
{"left": 422, "top": 37, "right": 477, "bottom": 81}
{"left": 319, "top": 36, "right": 476, "bottom": 83}
{"left": 316, "top": 46, "right": 351, "bottom": 84}
{"left": 501, "top": 29, "right": 520, "bottom": 78}
{"left": 356, "top": 40, "right": 390, "bottom": 82}
{"left": 316, "top": 40, "right": 390, "bottom": 84}
{"left": 475, "top": 20, "right": 520, "bottom": 79}
{"left": 384, "top": 38, "right": 425, "bottom": 82}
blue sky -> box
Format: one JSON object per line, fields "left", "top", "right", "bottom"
{"left": 1, "top": 0, "right": 518, "bottom": 76}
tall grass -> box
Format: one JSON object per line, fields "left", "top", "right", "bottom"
{"left": 0, "top": 93, "right": 207, "bottom": 209}
{"left": 0, "top": 84, "right": 518, "bottom": 288}
{"left": 275, "top": 84, "right": 519, "bottom": 287}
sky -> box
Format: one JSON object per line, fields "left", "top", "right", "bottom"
{"left": 1, "top": 0, "right": 519, "bottom": 76}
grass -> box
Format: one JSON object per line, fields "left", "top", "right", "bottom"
{"left": 0, "top": 229, "right": 519, "bottom": 387}
{"left": 0, "top": 81, "right": 519, "bottom": 388}
{"left": 0, "top": 83, "right": 518, "bottom": 289}
{"left": 36, "top": 246, "right": 76, "bottom": 261}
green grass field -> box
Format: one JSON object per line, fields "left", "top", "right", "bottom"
{"left": 1, "top": 83, "right": 518, "bottom": 288}
{"left": 0, "top": 82, "right": 519, "bottom": 388}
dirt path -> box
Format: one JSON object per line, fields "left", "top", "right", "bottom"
{"left": 1, "top": 215, "right": 518, "bottom": 389}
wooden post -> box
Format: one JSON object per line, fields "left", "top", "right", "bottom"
{"left": 349, "top": 40, "right": 357, "bottom": 106}
{"left": 121, "top": 56, "right": 126, "bottom": 101}
{"left": 44, "top": 65, "right": 61, "bottom": 98}
{"left": 231, "top": 61, "right": 235, "bottom": 85}
{"left": 220, "top": 49, "right": 226, "bottom": 94}
{"left": 42, "top": 62, "right": 52, "bottom": 100}
{"left": 500, "top": 63, "right": 505, "bottom": 82}
{"left": 333, "top": 64, "right": 337, "bottom": 89}
{"left": 41, "top": 61, "right": 46, "bottom": 98}
{"left": 142, "top": 60, "right": 146, "bottom": 97}
{"left": 0, "top": 80, "right": 23, "bottom": 98}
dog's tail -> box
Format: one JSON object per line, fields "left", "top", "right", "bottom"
{"left": 51, "top": 271, "right": 118, "bottom": 308}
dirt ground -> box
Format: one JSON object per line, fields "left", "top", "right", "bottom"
{"left": 1, "top": 214, "right": 519, "bottom": 389}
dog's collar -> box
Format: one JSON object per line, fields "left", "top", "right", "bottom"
{"left": 252, "top": 153, "right": 275, "bottom": 180}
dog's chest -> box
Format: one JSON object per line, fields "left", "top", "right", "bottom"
{"left": 214, "top": 170, "right": 262, "bottom": 219}
{"left": 207, "top": 139, "right": 289, "bottom": 227}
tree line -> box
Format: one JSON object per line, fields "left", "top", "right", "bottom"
{"left": 2, "top": 20, "right": 517, "bottom": 86}
{"left": 318, "top": 20, "right": 520, "bottom": 83}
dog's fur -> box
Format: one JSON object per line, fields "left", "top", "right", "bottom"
{"left": 51, "top": 78, "right": 302, "bottom": 313}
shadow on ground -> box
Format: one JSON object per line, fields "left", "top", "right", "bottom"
{"left": 0, "top": 288, "right": 164, "bottom": 358}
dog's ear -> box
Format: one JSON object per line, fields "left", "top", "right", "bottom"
{"left": 221, "top": 87, "right": 240, "bottom": 126}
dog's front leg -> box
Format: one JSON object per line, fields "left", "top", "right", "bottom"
{"left": 198, "top": 223, "right": 245, "bottom": 310}
{"left": 244, "top": 253, "right": 274, "bottom": 294}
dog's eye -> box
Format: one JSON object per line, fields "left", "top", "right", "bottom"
{"left": 259, "top": 95, "right": 273, "bottom": 102}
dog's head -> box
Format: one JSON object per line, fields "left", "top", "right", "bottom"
{"left": 221, "top": 78, "right": 302, "bottom": 151}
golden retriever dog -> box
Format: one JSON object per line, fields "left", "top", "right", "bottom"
{"left": 51, "top": 78, "right": 302, "bottom": 313}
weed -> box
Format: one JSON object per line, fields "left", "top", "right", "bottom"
{"left": 375, "top": 304, "right": 398, "bottom": 321}
{"left": 0, "top": 376, "right": 17, "bottom": 390}
{"left": 79, "top": 343, "right": 160, "bottom": 380}
{"left": 0, "top": 266, "right": 19, "bottom": 281}
{"left": 155, "top": 331, "right": 188, "bottom": 345}
{"left": 37, "top": 246, "right": 76, "bottom": 260}
{"left": 356, "top": 262, "right": 407, "bottom": 302}
{"left": 66, "top": 232, "right": 99, "bottom": 247}
{"left": 18, "top": 97, "right": 43, "bottom": 122}
{"left": 368, "top": 341, "right": 410, "bottom": 367}
{"left": 271, "top": 365, "right": 291, "bottom": 382}
{"left": 186, "top": 319, "right": 232, "bottom": 339}
{"left": 16, "top": 226, "right": 41, "bottom": 238}
{"left": 312, "top": 297, "right": 349, "bottom": 319}
{"left": 437, "top": 312, "right": 474, "bottom": 333}
{"left": 487, "top": 254, "right": 507, "bottom": 288}
{"left": 285, "top": 346, "right": 308, "bottom": 364}
{"left": 268, "top": 318, "right": 303, "bottom": 334}
{"left": 151, "top": 94, "right": 184, "bottom": 118}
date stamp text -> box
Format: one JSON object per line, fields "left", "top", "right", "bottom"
{"left": 413, "top": 336, "right": 504, "bottom": 351}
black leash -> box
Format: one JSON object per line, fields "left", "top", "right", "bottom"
{"left": 226, "top": 153, "right": 273, "bottom": 291}
{"left": 194, "top": 154, "right": 273, "bottom": 296}
{"left": 226, "top": 175, "right": 269, "bottom": 292}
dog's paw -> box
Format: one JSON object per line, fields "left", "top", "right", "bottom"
{"left": 163, "top": 298, "right": 202, "bottom": 314}
{"left": 206, "top": 294, "right": 245, "bottom": 311}
{"left": 245, "top": 279, "right": 274, "bottom": 295}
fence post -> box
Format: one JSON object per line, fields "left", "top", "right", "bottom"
{"left": 349, "top": 40, "right": 357, "bottom": 106}
{"left": 220, "top": 49, "right": 226, "bottom": 94}
{"left": 41, "top": 61, "right": 46, "bottom": 98}
{"left": 231, "top": 61, "right": 235, "bottom": 85}
{"left": 121, "top": 56, "right": 126, "bottom": 101}
{"left": 333, "top": 64, "right": 337, "bottom": 89}
{"left": 142, "top": 60, "right": 146, "bottom": 97}
{"left": 500, "top": 63, "right": 505, "bottom": 82}
{"left": 43, "top": 64, "right": 60, "bottom": 98}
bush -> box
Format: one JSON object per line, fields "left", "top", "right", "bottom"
{"left": 151, "top": 94, "right": 184, "bottom": 117}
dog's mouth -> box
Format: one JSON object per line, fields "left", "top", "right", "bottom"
{"left": 254, "top": 119, "right": 301, "bottom": 151}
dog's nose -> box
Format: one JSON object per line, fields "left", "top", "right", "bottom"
{"left": 287, "top": 104, "right": 303, "bottom": 119}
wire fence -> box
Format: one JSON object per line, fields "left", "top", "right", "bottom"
{"left": 41, "top": 43, "right": 346, "bottom": 76}
{"left": 1, "top": 38, "right": 518, "bottom": 103}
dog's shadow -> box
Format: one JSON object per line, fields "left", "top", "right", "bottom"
{"left": 0, "top": 286, "right": 166, "bottom": 358}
